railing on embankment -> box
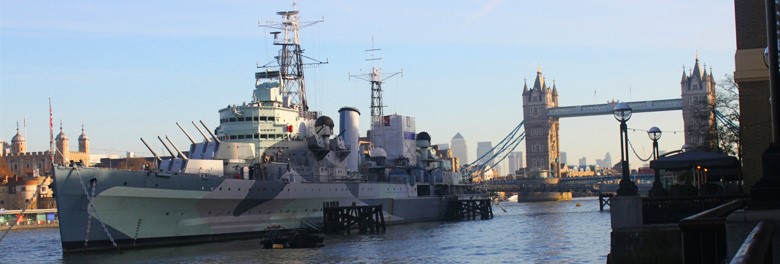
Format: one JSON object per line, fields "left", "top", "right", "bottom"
{"left": 679, "top": 199, "right": 750, "bottom": 264}
{"left": 642, "top": 194, "right": 749, "bottom": 225}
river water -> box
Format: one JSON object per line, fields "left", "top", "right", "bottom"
{"left": 0, "top": 197, "right": 610, "bottom": 263}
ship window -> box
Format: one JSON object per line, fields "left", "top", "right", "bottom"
{"left": 238, "top": 135, "right": 245, "bottom": 139}
{"left": 260, "top": 116, "right": 267, "bottom": 121}
{"left": 229, "top": 118, "right": 236, "bottom": 122}
{"left": 237, "top": 117, "right": 244, "bottom": 122}
{"left": 268, "top": 117, "right": 275, "bottom": 122}
{"left": 254, "top": 134, "right": 259, "bottom": 139}
{"left": 260, "top": 134, "right": 267, "bottom": 139}
{"left": 253, "top": 117, "right": 259, "bottom": 121}
{"left": 229, "top": 135, "right": 237, "bottom": 140}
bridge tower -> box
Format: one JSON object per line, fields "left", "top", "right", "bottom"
{"left": 680, "top": 54, "right": 717, "bottom": 150}
{"left": 522, "top": 66, "right": 560, "bottom": 178}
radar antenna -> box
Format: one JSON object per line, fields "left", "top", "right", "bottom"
{"left": 258, "top": 5, "right": 327, "bottom": 118}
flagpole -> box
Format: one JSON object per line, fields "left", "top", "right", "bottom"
{"left": 49, "top": 98, "right": 54, "bottom": 170}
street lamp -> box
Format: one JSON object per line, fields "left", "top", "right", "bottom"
{"left": 647, "top": 126, "right": 668, "bottom": 197}
{"left": 614, "top": 102, "right": 638, "bottom": 196}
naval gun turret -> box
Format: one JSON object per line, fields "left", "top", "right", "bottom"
{"left": 307, "top": 116, "right": 335, "bottom": 160}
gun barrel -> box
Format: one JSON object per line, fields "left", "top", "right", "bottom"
{"left": 192, "top": 121, "right": 210, "bottom": 142}
{"left": 157, "top": 136, "right": 176, "bottom": 158}
{"left": 165, "top": 135, "right": 188, "bottom": 160}
{"left": 140, "top": 138, "right": 162, "bottom": 162}
{"left": 176, "top": 122, "right": 196, "bottom": 144}
{"left": 199, "top": 120, "right": 221, "bottom": 143}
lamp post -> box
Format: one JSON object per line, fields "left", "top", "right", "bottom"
{"left": 647, "top": 126, "right": 667, "bottom": 197}
{"left": 614, "top": 102, "right": 638, "bottom": 196}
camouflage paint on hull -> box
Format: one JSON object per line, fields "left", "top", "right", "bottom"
{"left": 53, "top": 166, "right": 449, "bottom": 252}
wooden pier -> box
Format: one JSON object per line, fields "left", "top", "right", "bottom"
{"left": 446, "top": 198, "right": 493, "bottom": 220}
{"left": 322, "top": 202, "right": 386, "bottom": 234}
{"left": 599, "top": 192, "right": 615, "bottom": 211}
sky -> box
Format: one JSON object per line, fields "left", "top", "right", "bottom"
{"left": 0, "top": 1, "right": 737, "bottom": 171}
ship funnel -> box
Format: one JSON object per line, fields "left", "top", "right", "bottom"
{"left": 176, "top": 122, "right": 196, "bottom": 144}
{"left": 157, "top": 136, "right": 176, "bottom": 158}
{"left": 199, "top": 120, "right": 221, "bottom": 143}
{"left": 165, "top": 135, "right": 188, "bottom": 160}
{"left": 338, "top": 107, "right": 360, "bottom": 171}
{"left": 191, "top": 121, "right": 210, "bottom": 142}
{"left": 140, "top": 137, "right": 162, "bottom": 162}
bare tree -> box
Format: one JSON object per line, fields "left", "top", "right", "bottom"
{"left": 715, "top": 74, "right": 740, "bottom": 157}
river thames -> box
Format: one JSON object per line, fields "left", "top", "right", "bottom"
{"left": 1, "top": 197, "right": 610, "bottom": 263}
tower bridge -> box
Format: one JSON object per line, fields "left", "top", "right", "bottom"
{"left": 522, "top": 55, "right": 717, "bottom": 178}
{"left": 547, "top": 99, "right": 683, "bottom": 118}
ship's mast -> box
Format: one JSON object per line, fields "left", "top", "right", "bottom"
{"left": 259, "top": 5, "right": 326, "bottom": 118}
{"left": 349, "top": 40, "right": 402, "bottom": 145}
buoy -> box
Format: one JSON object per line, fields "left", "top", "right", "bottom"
{"left": 575, "top": 203, "right": 581, "bottom": 207}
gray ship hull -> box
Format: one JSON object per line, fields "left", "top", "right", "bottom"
{"left": 53, "top": 166, "right": 451, "bottom": 252}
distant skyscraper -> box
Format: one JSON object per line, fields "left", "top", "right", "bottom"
{"left": 508, "top": 151, "right": 523, "bottom": 176}
{"left": 477, "top": 141, "right": 494, "bottom": 167}
{"left": 604, "top": 152, "right": 613, "bottom": 167}
{"left": 451, "top": 133, "right": 469, "bottom": 165}
{"left": 560, "top": 152, "right": 567, "bottom": 165}
{"left": 578, "top": 157, "right": 587, "bottom": 167}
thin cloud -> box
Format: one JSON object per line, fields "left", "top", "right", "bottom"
{"left": 461, "top": 0, "right": 503, "bottom": 29}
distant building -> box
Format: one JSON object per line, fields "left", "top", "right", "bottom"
{"left": 578, "top": 157, "right": 587, "bottom": 171}
{"left": 451, "top": 133, "right": 469, "bottom": 165}
{"left": 437, "top": 143, "right": 449, "bottom": 151}
{"left": 2, "top": 123, "right": 90, "bottom": 177}
{"left": 560, "top": 152, "right": 567, "bottom": 165}
{"left": 0, "top": 122, "right": 87, "bottom": 210}
{"left": 507, "top": 151, "right": 523, "bottom": 176}
{"left": 476, "top": 141, "right": 494, "bottom": 168}
{"left": 604, "top": 152, "right": 612, "bottom": 169}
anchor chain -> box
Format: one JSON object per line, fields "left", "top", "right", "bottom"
{"left": 0, "top": 174, "right": 51, "bottom": 243}
{"left": 74, "top": 167, "right": 120, "bottom": 251}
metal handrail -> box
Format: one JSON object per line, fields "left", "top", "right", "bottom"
{"left": 730, "top": 220, "right": 775, "bottom": 264}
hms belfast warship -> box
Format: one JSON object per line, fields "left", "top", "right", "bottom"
{"left": 52, "top": 8, "right": 476, "bottom": 252}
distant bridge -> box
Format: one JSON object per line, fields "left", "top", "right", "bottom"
{"left": 548, "top": 99, "right": 683, "bottom": 118}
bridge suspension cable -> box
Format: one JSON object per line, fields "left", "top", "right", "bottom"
{"left": 462, "top": 120, "right": 526, "bottom": 179}
{"left": 713, "top": 109, "right": 739, "bottom": 135}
